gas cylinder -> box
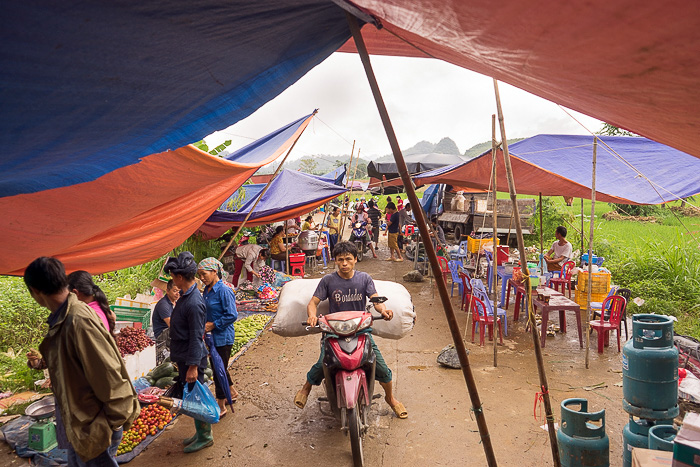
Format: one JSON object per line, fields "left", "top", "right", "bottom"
{"left": 557, "top": 398, "right": 609, "bottom": 467}
{"left": 622, "top": 417, "right": 674, "bottom": 467}
{"left": 648, "top": 424, "right": 677, "bottom": 452}
{"left": 622, "top": 314, "right": 678, "bottom": 419}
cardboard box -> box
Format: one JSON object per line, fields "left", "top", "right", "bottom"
{"left": 632, "top": 447, "right": 673, "bottom": 466}
{"left": 673, "top": 413, "right": 700, "bottom": 467}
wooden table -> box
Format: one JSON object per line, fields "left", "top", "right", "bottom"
{"left": 531, "top": 294, "right": 583, "bottom": 349}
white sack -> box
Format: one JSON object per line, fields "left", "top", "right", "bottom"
{"left": 272, "top": 278, "right": 416, "bottom": 339}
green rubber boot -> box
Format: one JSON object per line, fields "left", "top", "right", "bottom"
{"left": 182, "top": 431, "right": 197, "bottom": 446}
{"left": 183, "top": 420, "right": 213, "bottom": 453}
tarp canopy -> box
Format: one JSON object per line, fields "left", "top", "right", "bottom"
{"left": 367, "top": 153, "right": 466, "bottom": 181}
{"left": 416, "top": 135, "right": 700, "bottom": 205}
{"left": 250, "top": 165, "right": 346, "bottom": 186}
{"left": 197, "top": 169, "right": 348, "bottom": 239}
{"left": 0, "top": 113, "right": 315, "bottom": 275}
{"left": 420, "top": 185, "right": 441, "bottom": 217}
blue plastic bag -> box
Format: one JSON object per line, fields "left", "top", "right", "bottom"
{"left": 133, "top": 377, "right": 151, "bottom": 392}
{"left": 182, "top": 380, "right": 220, "bottom": 424}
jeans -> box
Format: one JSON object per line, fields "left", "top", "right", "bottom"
{"left": 306, "top": 333, "right": 392, "bottom": 386}
{"left": 66, "top": 428, "right": 122, "bottom": 466}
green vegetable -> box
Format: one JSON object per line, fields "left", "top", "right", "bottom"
{"left": 151, "top": 362, "right": 174, "bottom": 380}
{"left": 204, "top": 368, "right": 213, "bottom": 378}
{"left": 155, "top": 377, "right": 174, "bottom": 389}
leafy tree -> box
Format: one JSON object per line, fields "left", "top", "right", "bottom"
{"left": 597, "top": 123, "right": 637, "bottom": 137}
{"left": 299, "top": 157, "right": 319, "bottom": 174}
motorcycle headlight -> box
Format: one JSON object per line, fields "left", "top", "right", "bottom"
{"left": 355, "top": 223, "right": 361, "bottom": 228}
{"left": 358, "top": 315, "right": 372, "bottom": 332}
{"left": 318, "top": 320, "right": 332, "bottom": 333}
{"left": 327, "top": 317, "right": 362, "bottom": 336}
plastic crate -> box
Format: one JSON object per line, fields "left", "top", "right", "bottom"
{"left": 575, "top": 271, "right": 611, "bottom": 307}
{"left": 467, "top": 236, "right": 499, "bottom": 254}
{"left": 111, "top": 305, "right": 151, "bottom": 328}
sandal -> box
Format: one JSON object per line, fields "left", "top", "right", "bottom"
{"left": 390, "top": 401, "right": 408, "bottom": 419}
{"left": 294, "top": 390, "right": 308, "bottom": 409}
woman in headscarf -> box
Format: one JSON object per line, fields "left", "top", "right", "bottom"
{"left": 163, "top": 252, "right": 212, "bottom": 453}
{"left": 197, "top": 257, "right": 238, "bottom": 416}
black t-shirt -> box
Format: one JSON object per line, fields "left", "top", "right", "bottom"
{"left": 367, "top": 207, "right": 382, "bottom": 227}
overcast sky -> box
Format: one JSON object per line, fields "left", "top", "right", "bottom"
{"left": 205, "top": 53, "right": 602, "bottom": 161}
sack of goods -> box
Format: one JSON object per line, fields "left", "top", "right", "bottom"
{"left": 272, "top": 279, "right": 416, "bottom": 339}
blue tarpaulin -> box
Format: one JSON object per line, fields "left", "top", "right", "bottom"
{"left": 198, "top": 170, "right": 347, "bottom": 238}
{"left": 416, "top": 135, "right": 700, "bottom": 204}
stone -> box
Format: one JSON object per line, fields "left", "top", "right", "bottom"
{"left": 437, "top": 344, "right": 469, "bottom": 369}
{"left": 403, "top": 270, "right": 424, "bottom": 282}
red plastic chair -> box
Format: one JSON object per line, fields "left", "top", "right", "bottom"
{"left": 437, "top": 256, "right": 450, "bottom": 284}
{"left": 458, "top": 271, "right": 473, "bottom": 312}
{"left": 590, "top": 295, "right": 626, "bottom": 353}
{"left": 470, "top": 296, "right": 503, "bottom": 346}
{"left": 549, "top": 261, "right": 575, "bottom": 298}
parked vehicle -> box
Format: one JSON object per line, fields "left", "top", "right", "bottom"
{"left": 349, "top": 221, "right": 370, "bottom": 262}
{"left": 303, "top": 297, "right": 388, "bottom": 467}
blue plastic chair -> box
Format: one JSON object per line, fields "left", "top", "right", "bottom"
{"left": 471, "top": 279, "right": 508, "bottom": 336}
{"left": 452, "top": 240, "right": 469, "bottom": 265}
{"left": 484, "top": 250, "right": 494, "bottom": 294}
{"left": 447, "top": 260, "right": 463, "bottom": 297}
{"left": 271, "top": 259, "right": 286, "bottom": 272}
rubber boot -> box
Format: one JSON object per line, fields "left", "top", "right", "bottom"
{"left": 183, "top": 420, "right": 213, "bottom": 453}
{"left": 182, "top": 431, "right": 197, "bottom": 446}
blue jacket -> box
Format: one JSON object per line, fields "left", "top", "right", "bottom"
{"left": 169, "top": 283, "right": 208, "bottom": 367}
{"left": 203, "top": 280, "right": 238, "bottom": 346}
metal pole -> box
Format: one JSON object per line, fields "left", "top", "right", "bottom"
{"left": 218, "top": 112, "right": 315, "bottom": 260}
{"left": 347, "top": 13, "right": 497, "bottom": 466}
{"left": 491, "top": 115, "right": 498, "bottom": 367}
{"left": 493, "top": 78, "right": 561, "bottom": 467}
{"left": 584, "top": 138, "right": 598, "bottom": 369}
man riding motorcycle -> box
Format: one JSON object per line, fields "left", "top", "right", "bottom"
{"left": 349, "top": 205, "right": 378, "bottom": 259}
{"left": 293, "top": 241, "right": 408, "bottom": 419}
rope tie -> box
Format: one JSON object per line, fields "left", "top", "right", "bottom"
{"left": 533, "top": 385, "right": 548, "bottom": 421}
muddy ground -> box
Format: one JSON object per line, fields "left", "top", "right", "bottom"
{"left": 128, "top": 246, "right": 627, "bottom": 466}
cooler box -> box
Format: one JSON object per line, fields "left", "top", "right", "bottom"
{"left": 496, "top": 245, "right": 509, "bottom": 265}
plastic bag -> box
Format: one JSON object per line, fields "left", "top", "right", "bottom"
{"left": 133, "top": 377, "right": 151, "bottom": 392}
{"left": 182, "top": 380, "right": 220, "bottom": 424}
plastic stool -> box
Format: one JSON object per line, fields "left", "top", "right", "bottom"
{"left": 271, "top": 259, "right": 286, "bottom": 272}
{"left": 404, "top": 225, "right": 415, "bottom": 236}
{"left": 289, "top": 253, "right": 306, "bottom": 277}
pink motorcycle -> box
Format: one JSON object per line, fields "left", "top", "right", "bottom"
{"left": 304, "top": 296, "right": 387, "bottom": 467}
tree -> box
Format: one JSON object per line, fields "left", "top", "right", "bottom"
{"left": 597, "top": 123, "right": 637, "bottom": 137}
{"left": 298, "top": 157, "right": 318, "bottom": 174}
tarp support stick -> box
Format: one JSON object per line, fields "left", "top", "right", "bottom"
{"left": 539, "top": 193, "right": 544, "bottom": 264}
{"left": 339, "top": 141, "right": 356, "bottom": 239}
{"left": 584, "top": 137, "right": 598, "bottom": 369}
{"left": 581, "top": 198, "right": 585, "bottom": 255}
{"left": 348, "top": 13, "right": 498, "bottom": 466}
{"left": 493, "top": 78, "right": 560, "bottom": 467}
{"left": 218, "top": 112, "right": 315, "bottom": 261}
{"left": 491, "top": 115, "right": 498, "bottom": 367}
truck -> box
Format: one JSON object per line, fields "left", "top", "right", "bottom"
{"left": 435, "top": 187, "right": 536, "bottom": 244}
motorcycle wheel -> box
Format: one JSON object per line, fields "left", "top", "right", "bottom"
{"left": 348, "top": 406, "right": 364, "bottom": 467}
{"left": 356, "top": 243, "right": 363, "bottom": 262}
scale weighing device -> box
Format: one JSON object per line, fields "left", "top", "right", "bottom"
{"left": 25, "top": 396, "right": 57, "bottom": 452}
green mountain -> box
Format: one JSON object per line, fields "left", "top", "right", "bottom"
{"left": 463, "top": 138, "right": 525, "bottom": 158}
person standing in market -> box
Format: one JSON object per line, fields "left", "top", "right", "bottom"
{"left": 197, "top": 257, "right": 239, "bottom": 416}
{"left": 366, "top": 200, "right": 382, "bottom": 250}
{"left": 163, "top": 252, "right": 213, "bottom": 453}
{"left": 152, "top": 279, "right": 180, "bottom": 365}
{"left": 326, "top": 206, "right": 341, "bottom": 254}
{"left": 397, "top": 202, "right": 416, "bottom": 254}
{"left": 67, "top": 270, "right": 117, "bottom": 334}
{"left": 24, "top": 257, "right": 139, "bottom": 466}
{"left": 232, "top": 243, "right": 269, "bottom": 287}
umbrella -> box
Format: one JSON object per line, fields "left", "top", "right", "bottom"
{"left": 204, "top": 333, "right": 234, "bottom": 412}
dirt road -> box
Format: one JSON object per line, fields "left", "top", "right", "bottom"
{"left": 131, "top": 250, "right": 627, "bottom": 467}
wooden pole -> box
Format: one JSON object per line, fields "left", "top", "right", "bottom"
{"left": 348, "top": 13, "right": 498, "bottom": 466}
{"left": 584, "top": 138, "right": 598, "bottom": 369}
{"left": 218, "top": 113, "right": 315, "bottom": 260}
{"left": 539, "top": 193, "right": 544, "bottom": 268}
{"left": 284, "top": 220, "right": 290, "bottom": 275}
{"left": 493, "top": 78, "right": 561, "bottom": 467}
{"left": 491, "top": 115, "right": 498, "bottom": 367}
{"left": 580, "top": 198, "right": 585, "bottom": 256}
{"left": 338, "top": 141, "right": 356, "bottom": 240}
{"left": 340, "top": 148, "right": 362, "bottom": 240}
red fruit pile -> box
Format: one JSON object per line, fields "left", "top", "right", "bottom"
{"left": 117, "top": 405, "right": 173, "bottom": 455}
{"left": 116, "top": 327, "right": 153, "bottom": 357}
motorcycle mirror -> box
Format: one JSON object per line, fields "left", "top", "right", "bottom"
{"left": 370, "top": 296, "right": 388, "bottom": 304}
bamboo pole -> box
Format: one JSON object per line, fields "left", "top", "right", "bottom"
{"left": 584, "top": 138, "right": 598, "bottom": 369}
{"left": 338, "top": 141, "right": 356, "bottom": 239}
{"left": 285, "top": 220, "right": 290, "bottom": 275}
{"left": 347, "top": 13, "right": 498, "bottom": 466}
{"left": 581, "top": 198, "right": 585, "bottom": 255}
{"left": 493, "top": 78, "right": 560, "bottom": 466}
{"left": 340, "top": 148, "right": 362, "bottom": 241}
{"left": 539, "top": 193, "right": 544, "bottom": 268}
{"left": 491, "top": 115, "right": 498, "bottom": 367}
{"left": 218, "top": 113, "right": 315, "bottom": 260}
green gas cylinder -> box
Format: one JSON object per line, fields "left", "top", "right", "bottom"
{"left": 622, "top": 417, "right": 674, "bottom": 467}
{"left": 557, "top": 398, "right": 609, "bottom": 467}
{"left": 648, "top": 424, "right": 677, "bottom": 452}
{"left": 622, "top": 314, "right": 678, "bottom": 419}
